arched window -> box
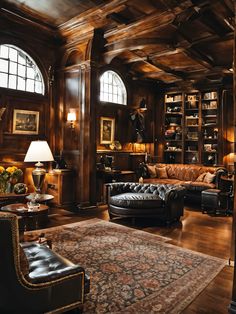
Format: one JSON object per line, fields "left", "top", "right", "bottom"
{"left": 0, "top": 44, "right": 44, "bottom": 95}
{"left": 100, "top": 70, "right": 127, "bottom": 105}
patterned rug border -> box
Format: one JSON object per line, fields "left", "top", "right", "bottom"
{"left": 25, "top": 218, "right": 228, "bottom": 313}
{"left": 26, "top": 218, "right": 172, "bottom": 243}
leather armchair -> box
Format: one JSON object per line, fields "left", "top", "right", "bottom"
{"left": 107, "top": 182, "right": 186, "bottom": 224}
{"left": 0, "top": 212, "right": 90, "bottom": 314}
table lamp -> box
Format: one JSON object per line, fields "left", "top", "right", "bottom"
{"left": 24, "top": 140, "right": 54, "bottom": 199}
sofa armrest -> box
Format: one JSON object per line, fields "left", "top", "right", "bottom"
{"left": 164, "top": 186, "right": 186, "bottom": 205}
{"left": 215, "top": 168, "right": 228, "bottom": 188}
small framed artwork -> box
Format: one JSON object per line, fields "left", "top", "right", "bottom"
{"left": 13, "top": 109, "right": 39, "bottom": 134}
{"left": 100, "top": 117, "right": 115, "bottom": 144}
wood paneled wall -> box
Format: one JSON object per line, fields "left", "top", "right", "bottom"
{"left": 0, "top": 10, "right": 57, "bottom": 178}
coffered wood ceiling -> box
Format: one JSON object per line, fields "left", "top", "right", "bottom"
{"left": 1, "top": 0, "right": 234, "bottom": 86}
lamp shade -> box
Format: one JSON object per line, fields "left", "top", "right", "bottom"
{"left": 24, "top": 141, "right": 54, "bottom": 162}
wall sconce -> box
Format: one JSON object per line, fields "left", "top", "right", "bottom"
{"left": 67, "top": 112, "right": 76, "bottom": 129}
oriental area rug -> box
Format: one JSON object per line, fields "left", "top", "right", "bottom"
{"left": 26, "top": 218, "right": 226, "bottom": 314}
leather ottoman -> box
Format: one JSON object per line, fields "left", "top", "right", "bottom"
{"left": 201, "top": 188, "right": 221, "bottom": 214}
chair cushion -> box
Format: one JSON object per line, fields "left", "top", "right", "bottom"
{"left": 110, "top": 192, "right": 163, "bottom": 209}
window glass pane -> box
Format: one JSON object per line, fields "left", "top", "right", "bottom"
{"left": 108, "top": 94, "right": 113, "bottom": 102}
{"left": 0, "top": 73, "right": 8, "bottom": 87}
{"left": 0, "top": 59, "right": 8, "bottom": 72}
{"left": 18, "top": 77, "right": 25, "bottom": 91}
{"left": 0, "top": 45, "right": 8, "bottom": 58}
{"left": 103, "top": 72, "right": 108, "bottom": 83}
{"left": 9, "top": 48, "right": 17, "bottom": 62}
{"left": 18, "top": 64, "right": 26, "bottom": 77}
{"left": 18, "top": 52, "right": 26, "bottom": 65}
{"left": 27, "top": 67, "right": 35, "bottom": 79}
{"left": 104, "top": 83, "right": 109, "bottom": 92}
{"left": 26, "top": 79, "right": 34, "bottom": 92}
{"left": 9, "top": 62, "right": 17, "bottom": 74}
{"left": 103, "top": 93, "right": 109, "bottom": 101}
{"left": 35, "top": 81, "right": 42, "bottom": 93}
{"left": 9, "top": 75, "right": 17, "bottom": 89}
{"left": 109, "top": 85, "right": 113, "bottom": 93}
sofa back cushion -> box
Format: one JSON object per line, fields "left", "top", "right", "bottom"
{"left": 146, "top": 164, "right": 157, "bottom": 178}
{"left": 156, "top": 167, "right": 168, "bottom": 179}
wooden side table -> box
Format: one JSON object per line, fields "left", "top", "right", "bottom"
{"left": 1, "top": 203, "right": 49, "bottom": 230}
{"left": 0, "top": 193, "right": 28, "bottom": 207}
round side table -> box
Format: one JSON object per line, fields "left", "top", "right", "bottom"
{"left": 1, "top": 203, "right": 49, "bottom": 230}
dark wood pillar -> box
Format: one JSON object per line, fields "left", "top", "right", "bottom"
{"left": 229, "top": 2, "right": 236, "bottom": 313}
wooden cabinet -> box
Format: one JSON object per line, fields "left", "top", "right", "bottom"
{"left": 163, "top": 89, "right": 221, "bottom": 165}
{"left": 46, "top": 170, "right": 75, "bottom": 207}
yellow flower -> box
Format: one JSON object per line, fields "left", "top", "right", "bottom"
{"left": 6, "top": 166, "right": 15, "bottom": 174}
{"left": 0, "top": 166, "right": 5, "bottom": 174}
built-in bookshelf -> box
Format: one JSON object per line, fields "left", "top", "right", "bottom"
{"left": 163, "top": 90, "right": 221, "bottom": 165}
{"left": 164, "top": 92, "right": 183, "bottom": 164}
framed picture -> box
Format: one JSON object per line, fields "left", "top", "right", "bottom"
{"left": 100, "top": 117, "right": 115, "bottom": 144}
{"left": 13, "top": 109, "right": 39, "bottom": 134}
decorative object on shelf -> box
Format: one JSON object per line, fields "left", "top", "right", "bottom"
{"left": 67, "top": 111, "right": 76, "bottom": 129}
{"left": 12, "top": 109, "right": 39, "bottom": 135}
{"left": 53, "top": 154, "right": 67, "bottom": 169}
{"left": 0, "top": 166, "right": 23, "bottom": 193}
{"left": 100, "top": 117, "right": 115, "bottom": 144}
{"left": 139, "top": 98, "right": 147, "bottom": 111}
{"left": 13, "top": 183, "right": 28, "bottom": 194}
{"left": 24, "top": 140, "right": 54, "bottom": 205}
{"left": 109, "top": 141, "right": 122, "bottom": 150}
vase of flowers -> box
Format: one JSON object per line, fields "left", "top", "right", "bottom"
{"left": 0, "top": 166, "right": 23, "bottom": 193}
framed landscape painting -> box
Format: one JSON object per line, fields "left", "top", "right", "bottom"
{"left": 13, "top": 109, "right": 39, "bottom": 134}
{"left": 100, "top": 117, "right": 115, "bottom": 144}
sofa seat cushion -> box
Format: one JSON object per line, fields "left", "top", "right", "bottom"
{"left": 110, "top": 192, "right": 163, "bottom": 209}
{"left": 21, "top": 242, "right": 85, "bottom": 284}
{"left": 181, "top": 181, "right": 215, "bottom": 191}
{"left": 143, "top": 178, "right": 183, "bottom": 185}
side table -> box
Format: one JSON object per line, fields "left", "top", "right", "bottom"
{"left": 1, "top": 203, "right": 49, "bottom": 231}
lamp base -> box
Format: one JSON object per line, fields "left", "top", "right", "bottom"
{"left": 32, "top": 163, "right": 46, "bottom": 194}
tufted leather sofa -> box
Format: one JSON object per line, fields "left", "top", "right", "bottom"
{"left": 139, "top": 163, "right": 227, "bottom": 203}
{"left": 0, "top": 212, "right": 90, "bottom": 314}
{"left": 107, "top": 182, "right": 186, "bottom": 224}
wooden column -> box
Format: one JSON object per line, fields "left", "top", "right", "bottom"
{"left": 229, "top": 2, "right": 236, "bottom": 313}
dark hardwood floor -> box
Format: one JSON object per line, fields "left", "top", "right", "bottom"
{"left": 45, "top": 204, "right": 233, "bottom": 314}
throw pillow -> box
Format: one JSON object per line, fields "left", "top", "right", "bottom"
{"left": 196, "top": 172, "right": 207, "bottom": 182}
{"left": 156, "top": 167, "right": 168, "bottom": 179}
{"left": 203, "top": 172, "right": 216, "bottom": 183}
{"left": 146, "top": 164, "right": 157, "bottom": 178}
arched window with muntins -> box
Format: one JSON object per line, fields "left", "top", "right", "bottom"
{"left": 100, "top": 70, "right": 127, "bottom": 105}
{"left": 0, "top": 44, "right": 45, "bottom": 95}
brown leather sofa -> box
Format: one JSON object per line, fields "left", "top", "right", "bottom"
{"left": 107, "top": 182, "right": 186, "bottom": 224}
{"left": 0, "top": 212, "right": 90, "bottom": 314}
{"left": 140, "top": 163, "right": 227, "bottom": 203}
